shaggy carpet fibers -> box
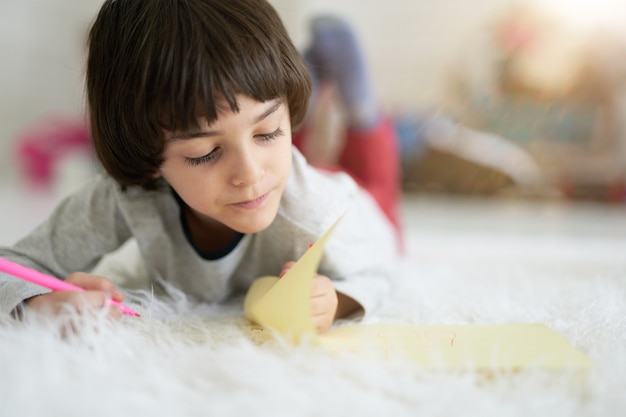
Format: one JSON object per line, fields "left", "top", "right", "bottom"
{"left": 1, "top": 196, "right": 625, "bottom": 417}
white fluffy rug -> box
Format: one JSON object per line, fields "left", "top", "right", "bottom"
{"left": 1, "top": 197, "right": 625, "bottom": 417}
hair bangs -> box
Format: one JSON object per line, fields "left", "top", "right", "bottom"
{"left": 157, "top": 8, "right": 293, "bottom": 133}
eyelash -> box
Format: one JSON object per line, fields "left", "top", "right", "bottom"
{"left": 184, "top": 127, "right": 284, "bottom": 167}
{"left": 185, "top": 150, "right": 219, "bottom": 167}
{"left": 257, "top": 127, "right": 284, "bottom": 142}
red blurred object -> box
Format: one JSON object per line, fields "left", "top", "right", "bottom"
{"left": 15, "top": 118, "right": 92, "bottom": 188}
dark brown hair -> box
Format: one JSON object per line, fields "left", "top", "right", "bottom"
{"left": 87, "top": 0, "right": 311, "bottom": 189}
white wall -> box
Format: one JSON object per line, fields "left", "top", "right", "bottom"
{"left": 275, "top": 0, "right": 517, "bottom": 110}
{"left": 0, "top": 0, "right": 102, "bottom": 182}
{"left": 0, "top": 0, "right": 512, "bottom": 183}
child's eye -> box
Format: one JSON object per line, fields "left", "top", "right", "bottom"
{"left": 256, "top": 127, "right": 284, "bottom": 141}
{"left": 185, "top": 148, "right": 221, "bottom": 166}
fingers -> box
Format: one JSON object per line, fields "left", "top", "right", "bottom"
{"left": 19, "top": 270, "right": 130, "bottom": 324}
{"left": 24, "top": 283, "right": 124, "bottom": 321}
{"left": 25, "top": 291, "right": 123, "bottom": 338}
{"left": 62, "top": 289, "right": 125, "bottom": 320}
{"left": 108, "top": 304, "right": 124, "bottom": 320}
{"left": 279, "top": 261, "right": 297, "bottom": 278}
{"left": 65, "top": 273, "right": 126, "bottom": 318}
{"left": 279, "top": 264, "right": 339, "bottom": 332}
{"left": 66, "top": 272, "right": 125, "bottom": 302}
{"left": 311, "top": 274, "right": 334, "bottom": 297}
{"left": 64, "top": 290, "right": 110, "bottom": 313}
{"left": 310, "top": 275, "right": 338, "bottom": 333}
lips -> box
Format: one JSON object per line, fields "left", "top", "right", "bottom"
{"left": 231, "top": 192, "right": 269, "bottom": 209}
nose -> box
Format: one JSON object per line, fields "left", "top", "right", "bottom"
{"left": 231, "top": 147, "right": 264, "bottom": 186}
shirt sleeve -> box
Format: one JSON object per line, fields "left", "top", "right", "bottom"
{"left": 0, "top": 175, "right": 132, "bottom": 316}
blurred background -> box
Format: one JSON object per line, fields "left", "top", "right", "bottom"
{"left": 3, "top": 0, "right": 626, "bottom": 254}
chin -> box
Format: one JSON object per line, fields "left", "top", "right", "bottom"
{"left": 229, "top": 208, "right": 278, "bottom": 234}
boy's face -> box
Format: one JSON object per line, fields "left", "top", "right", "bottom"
{"left": 158, "top": 95, "right": 293, "bottom": 235}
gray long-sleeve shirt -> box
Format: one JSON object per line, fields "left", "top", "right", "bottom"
{"left": 0, "top": 148, "right": 399, "bottom": 317}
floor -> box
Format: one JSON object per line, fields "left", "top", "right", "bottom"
{"left": 402, "top": 194, "right": 626, "bottom": 278}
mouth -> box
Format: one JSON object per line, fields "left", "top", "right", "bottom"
{"left": 230, "top": 192, "right": 270, "bottom": 209}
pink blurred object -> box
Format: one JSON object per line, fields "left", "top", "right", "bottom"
{"left": 15, "top": 118, "right": 93, "bottom": 188}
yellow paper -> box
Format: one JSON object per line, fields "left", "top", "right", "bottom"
{"left": 244, "top": 213, "right": 346, "bottom": 342}
{"left": 244, "top": 214, "right": 592, "bottom": 370}
{"left": 319, "top": 323, "right": 593, "bottom": 370}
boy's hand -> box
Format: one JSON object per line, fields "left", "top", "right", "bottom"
{"left": 310, "top": 274, "right": 339, "bottom": 333}
{"left": 279, "top": 261, "right": 340, "bottom": 333}
{"left": 24, "top": 272, "right": 124, "bottom": 319}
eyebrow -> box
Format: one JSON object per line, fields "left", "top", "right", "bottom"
{"left": 254, "top": 98, "right": 283, "bottom": 123}
{"left": 168, "top": 98, "right": 283, "bottom": 141}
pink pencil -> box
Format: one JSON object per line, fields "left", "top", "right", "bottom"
{"left": 0, "top": 257, "right": 140, "bottom": 317}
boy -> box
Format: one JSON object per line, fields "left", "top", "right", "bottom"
{"left": 0, "top": 0, "right": 400, "bottom": 333}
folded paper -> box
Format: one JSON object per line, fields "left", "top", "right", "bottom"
{"left": 244, "top": 213, "right": 346, "bottom": 341}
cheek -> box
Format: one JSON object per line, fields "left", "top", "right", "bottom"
{"left": 283, "top": 155, "right": 293, "bottom": 178}
{"left": 167, "top": 169, "right": 221, "bottom": 212}
{"left": 159, "top": 160, "right": 201, "bottom": 196}
{"left": 276, "top": 141, "right": 293, "bottom": 176}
